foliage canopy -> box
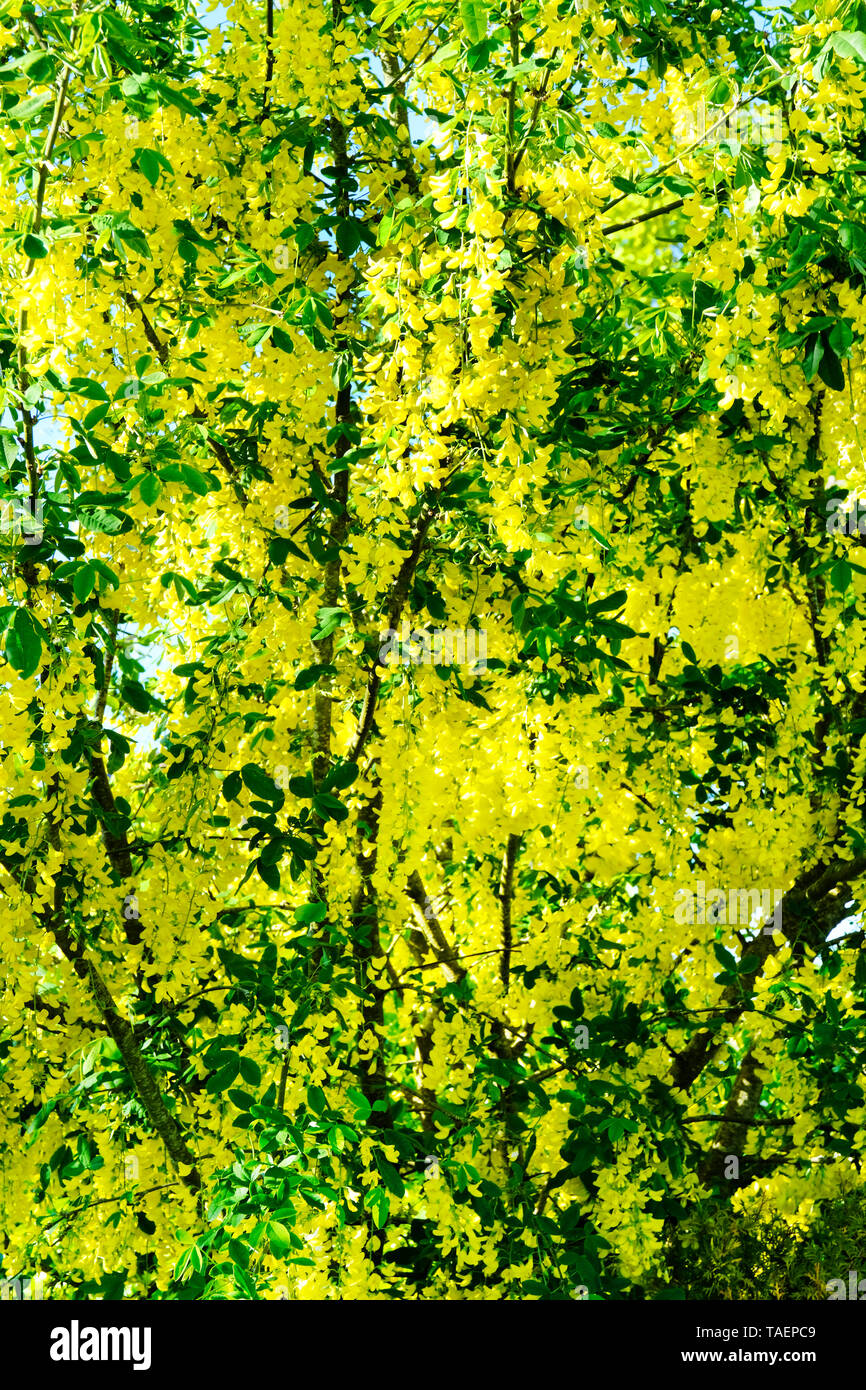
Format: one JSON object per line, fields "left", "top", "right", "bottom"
{"left": 2, "top": 0, "right": 866, "bottom": 1300}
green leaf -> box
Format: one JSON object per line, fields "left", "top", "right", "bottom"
{"left": 589, "top": 589, "right": 628, "bottom": 616}
{"left": 138, "top": 473, "right": 162, "bottom": 505}
{"left": 713, "top": 943, "right": 737, "bottom": 973}
{"left": 219, "top": 264, "right": 257, "bottom": 288}
{"left": 241, "top": 763, "right": 282, "bottom": 802}
{"left": 233, "top": 1264, "right": 257, "bottom": 1299}
{"left": 460, "top": 0, "right": 488, "bottom": 45}
{"left": 113, "top": 222, "right": 151, "bottom": 256}
{"left": 271, "top": 325, "right": 294, "bottom": 352}
{"left": 9, "top": 51, "right": 56, "bottom": 82}
{"left": 828, "top": 30, "right": 866, "bottom": 64}
{"left": 239, "top": 1056, "right": 261, "bottom": 1086}
{"left": 830, "top": 558, "right": 853, "bottom": 592}
{"left": 92, "top": 561, "right": 119, "bottom": 592}
{"left": 135, "top": 148, "right": 162, "bottom": 187}
{"left": 69, "top": 378, "right": 110, "bottom": 402}
{"left": 153, "top": 78, "right": 202, "bottom": 122}
{"left": 661, "top": 175, "right": 694, "bottom": 196}
{"left": 267, "top": 1220, "right": 292, "bottom": 1254}
{"left": 269, "top": 535, "right": 308, "bottom": 564}
{"left": 295, "top": 902, "right": 327, "bottom": 924}
{"left": 803, "top": 333, "right": 824, "bottom": 384}
{"left": 307, "top": 1084, "right": 327, "bottom": 1115}
{"left": 788, "top": 233, "right": 822, "bottom": 276}
{"left": 120, "top": 679, "right": 151, "bottom": 714}
{"left": 335, "top": 219, "right": 361, "bottom": 256}
{"left": 466, "top": 36, "right": 496, "bottom": 70}
{"left": 371, "top": 0, "right": 415, "bottom": 24}
{"left": 7, "top": 91, "right": 52, "bottom": 121}
{"left": 256, "top": 858, "right": 281, "bottom": 890}
{"left": 83, "top": 403, "right": 109, "bottom": 429}
{"left": 347, "top": 1086, "right": 372, "bottom": 1120}
{"left": 294, "top": 664, "right": 333, "bottom": 690}
{"left": 839, "top": 221, "right": 866, "bottom": 254}
{"left": 121, "top": 72, "right": 154, "bottom": 98}
{"left": 206, "top": 1056, "right": 241, "bottom": 1094}
{"left": 828, "top": 319, "right": 854, "bottom": 357}
{"left": 73, "top": 563, "right": 97, "bottom": 602}
{"left": 228, "top": 1088, "right": 254, "bottom": 1111}
{"left": 259, "top": 837, "right": 284, "bottom": 867}
{"left": 311, "top": 606, "right": 345, "bottom": 642}
{"left": 223, "top": 770, "right": 243, "bottom": 802}
{"left": 5, "top": 609, "right": 42, "bottom": 678}
{"left": 22, "top": 233, "right": 47, "bottom": 260}
{"left": 738, "top": 954, "right": 762, "bottom": 974}
{"left": 365, "top": 1186, "right": 389, "bottom": 1228}
{"left": 818, "top": 340, "right": 845, "bottom": 391}
{"left": 376, "top": 1156, "right": 405, "bottom": 1198}
{"left": 289, "top": 774, "right": 316, "bottom": 798}
{"left": 241, "top": 322, "right": 273, "bottom": 347}
{"left": 312, "top": 791, "right": 348, "bottom": 822}
{"left": 324, "top": 761, "right": 359, "bottom": 791}
{"left": 79, "top": 507, "right": 130, "bottom": 535}
{"left": 180, "top": 464, "right": 211, "bottom": 495}
{"left": 287, "top": 836, "right": 317, "bottom": 862}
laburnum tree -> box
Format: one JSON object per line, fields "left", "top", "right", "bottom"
{"left": 2, "top": 0, "right": 866, "bottom": 1301}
